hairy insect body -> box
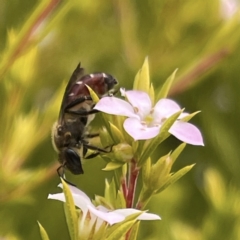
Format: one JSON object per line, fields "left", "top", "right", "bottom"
{"left": 52, "top": 63, "right": 117, "bottom": 179}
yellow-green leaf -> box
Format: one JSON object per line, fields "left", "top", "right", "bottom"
{"left": 156, "top": 164, "right": 195, "bottom": 193}
{"left": 38, "top": 222, "right": 50, "bottom": 240}
{"left": 157, "top": 69, "right": 178, "bottom": 100}
{"left": 181, "top": 110, "right": 201, "bottom": 122}
{"left": 103, "top": 161, "right": 124, "bottom": 171}
{"left": 86, "top": 84, "right": 100, "bottom": 103}
{"left": 133, "top": 57, "right": 150, "bottom": 93}
{"left": 109, "top": 122, "right": 125, "bottom": 143}
{"left": 171, "top": 143, "right": 186, "bottom": 164}
{"left": 61, "top": 179, "right": 78, "bottom": 240}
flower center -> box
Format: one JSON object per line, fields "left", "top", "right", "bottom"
{"left": 144, "top": 114, "right": 154, "bottom": 125}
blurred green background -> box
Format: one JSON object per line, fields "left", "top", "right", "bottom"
{"left": 1, "top": 0, "right": 240, "bottom": 239}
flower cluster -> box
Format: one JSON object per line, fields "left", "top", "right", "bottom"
{"left": 39, "top": 58, "right": 204, "bottom": 240}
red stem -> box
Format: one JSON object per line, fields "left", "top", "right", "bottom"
{"left": 126, "top": 159, "right": 139, "bottom": 208}
{"left": 121, "top": 176, "right": 128, "bottom": 200}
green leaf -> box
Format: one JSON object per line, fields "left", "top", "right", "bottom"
{"left": 88, "top": 219, "right": 98, "bottom": 240}
{"left": 61, "top": 179, "right": 78, "bottom": 240}
{"left": 149, "top": 153, "right": 172, "bottom": 190}
{"left": 86, "top": 84, "right": 100, "bottom": 103}
{"left": 156, "top": 69, "right": 178, "bottom": 100}
{"left": 99, "top": 127, "right": 114, "bottom": 147}
{"left": 93, "top": 222, "right": 108, "bottom": 240}
{"left": 106, "top": 220, "right": 136, "bottom": 240}
{"left": 116, "top": 190, "right": 126, "bottom": 208}
{"left": 138, "top": 110, "right": 182, "bottom": 166}
{"left": 37, "top": 221, "right": 50, "bottom": 240}
{"left": 103, "top": 161, "right": 124, "bottom": 171}
{"left": 94, "top": 195, "right": 113, "bottom": 209}
{"left": 133, "top": 57, "right": 150, "bottom": 93}
{"left": 181, "top": 110, "right": 201, "bottom": 122}
{"left": 105, "top": 179, "right": 116, "bottom": 207}
{"left": 109, "top": 122, "right": 125, "bottom": 143}
{"left": 171, "top": 143, "right": 186, "bottom": 164}
{"left": 142, "top": 157, "right": 151, "bottom": 186}
{"left": 156, "top": 164, "right": 195, "bottom": 194}
{"left": 128, "top": 221, "right": 140, "bottom": 240}
{"left": 105, "top": 212, "right": 142, "bottom": 240}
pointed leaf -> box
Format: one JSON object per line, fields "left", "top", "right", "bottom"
{"left": 181, "top": 111, "right": 201, "bottom": 122}
{"left": 105, "top": 179, "right": 117, "bottom": 207}
{"left": 156, "top": 164, "right": 195, "bottom": 193}
{"left": 86, "top": 84, "right": 100, "bottom": 103}
{"left": 103, "top": 162, "right": 124, "bottom": 171}
{"left": 93, "top": 222, "right": 108, "bottom": 240}
{"left": 105, "top": 212, "right": 142, "bottom": 239}
{"left": 133, "top": 57, "right": 150, "bottom": 93}
{"left": 149, "top": 83, "right": 155, "bottom": 104}
{"left": 138, "top": 110, "right": 182, "bottom": 166}
{"left": 116, "top": 190, "right": 126, "bottom": 208}
{"left": 149, "top": 153, "right": 172, "bottom": 190}
{"left": 157, "top": 69, "right": 178, "bottom": 100}
{"left": 142, "top": 157, "right": 152, "bottom": 186}
{"left": 94, "top": 195, "right": 113, "bottom": 209}
{"left": 109, "top": 122, "right": 125, "bottom": 143}
{"left": 171, "top": 143, "right": 186, "bottom": 164}
{"left": 38, "top": 222, "right": 50, "bottom": 240}
{"left": 128, "top": 221, "right": 140, "bottom": 240}
{"left": 106, "top": 220, "right": 137, "bottom": 240}
{"left": 61, "top": 179, "right": 78, "bottom": 240}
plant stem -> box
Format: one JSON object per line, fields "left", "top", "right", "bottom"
{"left": 121, "top": 175, "right": 128, "bottom": 200}
{"left": 126, "top": 159, "right": 139, "bottom": 208}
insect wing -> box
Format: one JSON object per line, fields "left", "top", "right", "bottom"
{"left": 58, "top": 63, "right": 84, "bottom": 122}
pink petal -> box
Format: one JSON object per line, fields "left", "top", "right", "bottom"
{"left": 94, "top": 97, "right": 137, "bottom": 118}
{"left": 169, "top": 121, "right": 204, "bottom": 146}
{"left": 124, "top": 118, "right": 160, "bottom": 140}
{"left": 125, "top": 90, "right": 152, "bottom": 119}
{"left": 153, "top": 99, "right": 181, "bottom": 120}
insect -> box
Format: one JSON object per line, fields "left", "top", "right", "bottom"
{"left": 52, "top": 63, "right": 118, "bottom": 181}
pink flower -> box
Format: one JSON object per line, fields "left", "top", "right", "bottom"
{"left": 94, "top": 89, "right": 204, "bottom": 145}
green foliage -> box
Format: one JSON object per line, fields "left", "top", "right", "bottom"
{"left": 62, "top": 179, "right": 79, "bottom": 240}
{"left": 1, "top": 0, "right": 240, "bottom": 239}
{"left": 38, "top": 222, "right": 50, "bottom": 240}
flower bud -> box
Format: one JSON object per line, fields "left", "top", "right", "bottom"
{"left": 112, "top": 143, "right": 133, "bottom": 163}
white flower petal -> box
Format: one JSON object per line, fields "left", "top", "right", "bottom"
{"left": 58, "top": 183, "right": 91, "bottom": 203}
{"left": 125, "top": 90, "right": 152, "bottom": 118}
{"left": 55, "top": 184, "right": 93, "bottom": 215}
{"left": 169, "top": 121, "right": 204, "bottom": 146}
{"left": 113, "top": 208, "right": 161, "bottom": 220}
{"left": 88, "top": 205, "right": 124, "bottom": 225}
{"left": 94, "top": 97, "right": 137, "bottom": 118}
{"left": 48, "top": 193, "right": 65, "bottom": 202}
{"left": 124, "top": 118, "right": 160, "bottom": 140}
{"left": 154, "top": 98, "right": 181, "bottom": 120}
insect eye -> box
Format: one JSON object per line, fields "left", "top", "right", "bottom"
{"left": 103, "top": 74, "right": 118, "bottom": 90}
{"left": 64, "top": 148, "right": 84, "bottom": 174}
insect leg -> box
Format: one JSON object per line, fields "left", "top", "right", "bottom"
{"left": 83, "top": 143, "right": 113, "bottom": 159}
{"left": 57, "top": 165, "right": 76, "bottom": 186}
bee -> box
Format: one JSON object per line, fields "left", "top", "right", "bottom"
{"left": 52, "top": 63, "right": 118, "bottom": 181}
